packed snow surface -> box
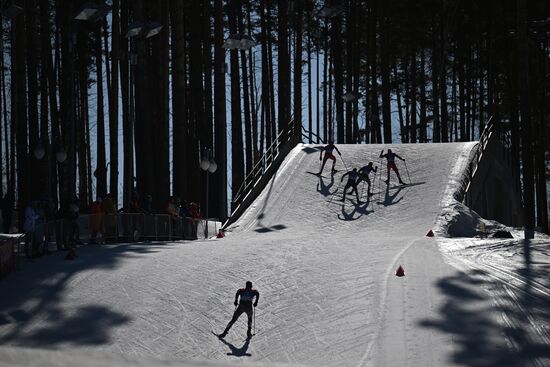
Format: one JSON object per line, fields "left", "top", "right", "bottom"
{"left": 1, "top": 143, "right": 549, "bottom": 367}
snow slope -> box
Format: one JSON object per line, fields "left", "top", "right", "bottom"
{"left": 1, "top": 142, "right": 549, "bottom": 367}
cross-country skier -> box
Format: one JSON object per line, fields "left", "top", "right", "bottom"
{"left": 340, "top": 168, "right": 361, "bottom": 203}
{"left": 379, "top": 149, "right": 405, "bottom": 185}
{"left": 318, "top": 141, "right": 341, "bottom": 175}
{"left": 218, "top": 281, "right": 259, "bottom": 339}
{"left": 358, "top": 162, "right": 378, "bottom": 196}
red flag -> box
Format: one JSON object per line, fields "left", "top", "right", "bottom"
{"left": 396, "top": 265, "right": 405, "bottom": 277}
{"left": 64, "top": 248, "right": 78, "bottom": 260}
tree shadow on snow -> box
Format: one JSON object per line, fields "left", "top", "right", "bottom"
{"left": 419, "top": 265, "right": 550, "bottom": 366}
{"left": 301, "top": 146, "right": 323, "bottom": 154}
{"left": 254, "top": 224, "right": 287, "bottom": 233}
{"left": 0, "top": 242, "right": 177, "bottom": 346}
{"left": 218, "top": 336, "right": 252, "bottom": 357}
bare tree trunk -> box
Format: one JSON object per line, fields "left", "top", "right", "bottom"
{"left": 517, "top": 0, "right": 535, "bottom": 236}
{"left": 380, "top": 1, "right": 392, "bottom": 144}
{"left": 27, "top": 1, "right": 40, "bottom": 199}
{"left": 260, "top": 0, "right": 270, "bottom": 152}
{"left": 109, "top": 0, "right": 120, "bottom": 205}
{"left": 95, "top": 24, "right": 107, "bottom": 198}
{"left": 410, "top": 50, "right": 417, "bottom": 143}
{"left": 229, "top": 0, "right": 244, "bottom": 202}
{"left": 277, "top": 0, "right": 290, "bottom": 139}
{"left": 120, "top": 0, "right": 133, "bottom": 209}
{"left": 246, "top": 2, "right": 258, "bottom": 163}
{"left": 213, "top": 0, "right": 227, "bottom": 221}
{"left": 307, "top": 7, "right": 312, "bottom": 143}
{"left": 14, "top": 5, "right": 29, "bottom": 213}
{"left": 332, "top": 13, "right": 344, "bottom": 144}
{"left": 293, "top": 2, "right": 303, "bottom": 142}
{"left": 238, "top": 5, "right": 253, "bottom": 175}
{"left": 419, "top": 49, "right": 427, "bottom": 142}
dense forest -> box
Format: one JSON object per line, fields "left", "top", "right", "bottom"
{"left": 0, "top": 0, "right": 548, "bottom": 233}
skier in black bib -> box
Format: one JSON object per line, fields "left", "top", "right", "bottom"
{"left": 340, "top": 168, "right": 361, "bottom": 203}
{"left": 218, "top": 281, "right": 259, "bottom": 339}
{"left": 379, "top": 149, "right": 406, "bottom": 185}
{"left": 358, "top": 162, "right": 378, "bottom": 196}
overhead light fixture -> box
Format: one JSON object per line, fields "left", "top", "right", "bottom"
{"left": 239, "top": 35, "right": 256, "bottom": 50}
{"left": 317, "top": 4, "right": 344, "bottom": 18}
{"left": 74, "top": 2, "right": 111, "bottom": 21}
{"left": 222, "top": 34, "right": 242, "bottom": 50}
{"left": 126, "top": 22, "right": 145, "bottom": 38}
{"left": 56, "top": 148, "right": 67, "bottom": 163}
{"left": 145, "top": 22, "right": 163, "bottom": 38}
{"left": 1, "top": 4, "right": 23, "bottom": 20}
{"left": 342, "top": 91, "right": 362, "bottom": 103}
{"left": 33, "top": 144, "right": 45, "bottom": 160}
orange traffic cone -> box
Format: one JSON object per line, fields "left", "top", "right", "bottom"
{"left": 64, "top": 248, "right": 78, "bottom": 260}
{"left": 216, "top": 230, "right": 225, "bottom": 238}
{"left": 396, "top": 265, "right": 405, "bottom": 277}
{"left": 426, "top": 229, "right": 434, "bottom": 237}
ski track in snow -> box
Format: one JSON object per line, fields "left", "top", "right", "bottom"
{"left": 1, "top": 142, "right": 549, "bottom": 366}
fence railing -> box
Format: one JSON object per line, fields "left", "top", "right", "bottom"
{"left": 463, "top": 116, "right": 495, "bottom": 203}
{"left": 11, "top": 213, "right": 221, "bottom": 259}
{"left": 301, "top": 125, "right": 325, "bottom": 144}
{"left": 230, "top": 122, "right": 296, "bottom": 213}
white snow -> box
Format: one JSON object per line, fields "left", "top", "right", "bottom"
{"left": 0, "top": 142, "right": 549, "bottom": 367}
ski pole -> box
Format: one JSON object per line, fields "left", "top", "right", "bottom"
{"left": 371, "top": 170, "right": 376, "bottom": 198}
{"left": 378, "top": 158, "right": 383, "bottom": 202}
{"left": 327, "top": 177, "right": 345, "bottom": 206}
{"left": 340, "top": 155, "right": 349, "bottom": 172}
{"left": 404, "top": 160, "right": 411, "bottom": 184}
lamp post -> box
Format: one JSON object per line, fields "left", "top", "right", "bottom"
{"left": 200, "top": 148, "right": 217, "bottom": 238}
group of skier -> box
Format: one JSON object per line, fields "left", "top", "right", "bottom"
{"left": 318, "top": 141, "right": 407, "bottom": 203}
{"left": 215, "top": 144, "right": 408, "bottom": 341}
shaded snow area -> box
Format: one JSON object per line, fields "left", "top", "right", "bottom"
{"left": 1, "top": 142, "right": 549, "bottom": 367}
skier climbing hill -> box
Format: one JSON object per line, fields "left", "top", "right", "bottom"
{"left": 340, "top": 168, "right": 361, "bottom": 203}
{"left": 318, "top": 141, "right": 342, "bottom": 175}
{"left": 358, "top": 162, "right": 378, "bottom": 196}
{"left": 380, "top": 149, "right": 406, "bottom": 185}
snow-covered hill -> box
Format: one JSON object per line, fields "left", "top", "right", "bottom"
{"left": 1, "top": 142, "right": 549, "bottom": 367}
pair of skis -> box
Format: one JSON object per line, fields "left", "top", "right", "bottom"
{"left": 212, "top": 330, "right": 255, "bottom": 341}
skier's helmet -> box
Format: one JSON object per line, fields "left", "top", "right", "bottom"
{"left": 352, "top": 168, "right": 357, "bottom": 172}
{"left": 388, "top": 149, "right": 392, "bottom": 153}
{"left": 246, "top": 281, "right": 252, "bottom": 289}
{"left": 368, "top": 161, "right": 373, "bottom": 166}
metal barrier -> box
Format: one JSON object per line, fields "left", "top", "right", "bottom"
{"left": 227, "top": 122, "right": 297, "bottom": 228}
{"left": 463, "top": 115, "right": 495, "bottom": 202}
{"left": 34, "top": 213, "right": 220, "bottom": 250}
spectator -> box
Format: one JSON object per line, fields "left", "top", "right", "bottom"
{"left": 65, "top": 196, "right": 81, "bottom": 247}
{"left": 129, "top": 191, "right": 143, "bottom": 213}
{"left": 1, "top": 193, "right": 14, "bottom": 233}
{"left": 34, "top": 201, "right": 46, "bottom": 255}
{"left": 165, "top": 196, "right": 181, "bottom": 218}
{"left": 23, "top": 201, "right": 39, "bottom": 257}
{"left": 179, "top": 200, "right": 190, "bottom": 218}
{"left": 188, "top": 202, "right": 202, "bottom": 240}
{"left": 142, "top": 194, "right": 153, "bottom": 214}
{"left": 189, "top": 202, "right": 202, "bottom": 220}
{"left": 90, "top": 197, "right": 105, "bottom": 244}
{"left": 127, "top": 191, "right": 144, "bottom": 242}
{"left": 102, "top": 194, "right": 116, "bottom": 240}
